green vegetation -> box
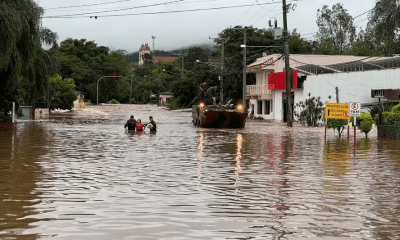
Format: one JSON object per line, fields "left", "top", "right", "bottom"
{"left": 327, "top": 119, "right": 348, "bottom": 138}
{"left": 316, "top": 3, "right": 355, "bottom": 54}
{"left": 49, "top": 38, "right": 131, "bottom": 104}
{"left": 166, "top": 98, "right": 181, "bottom": 110}
{"left": 0, "top": 0, "right": 57, "bottom": 121}
{"left": 358, "top": 113, "right": 374, "bottom": 138}
{"left": 48, "top": 75, "right": 77, "bottom": 110}
{"left": 110, "top": 99, "right": 119, "bottom": 104}
{"left": 384, "top": 104, "right": 400, "bottom": 126}
{"left": 294, "top": 94, "right": 324, "bottom": 126}
{"left": 2, "top": 0, "right": 400, "bottom": 122}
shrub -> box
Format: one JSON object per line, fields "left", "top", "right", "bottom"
{"left": 382, "top": 111, "right": 390, "bottom": 121}
{"left": 391, "top": 103, "right": 400, "bottom": 113}
{"left": 166, "top": 98, "right": 181, "bottom": 110}
{"left": 110, "top": 99, "right": 119, "bottom": 104}
{"left": 359, "top": 114, "right": 374, "bottom": 138}
{"left": 294, "top": 93, "right": 324, "bottom": 126}
{"left": 254, "top": 116, "right": 264, "bottom": 120}
{"left": 327, "top": 118, "right": 348, "bottom": 138}
{"left": 129, "top": 98, "right": 137, "bottom": 104}
{"left": 385, "top": 112, "right": 400, "bottom": 125}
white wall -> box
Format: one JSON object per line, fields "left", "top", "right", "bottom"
{"left": 302, "top": 69, "right": 400, "bottom": 104}
{"left": 250, "top": 68, "right": 400, "bottom": 122}
{"left": 272, "top": 89, "right": 304, "bottom": 121}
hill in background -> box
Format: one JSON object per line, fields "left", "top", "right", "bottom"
{"left": 125, "top": 43, "right": 215, "bottom": 63}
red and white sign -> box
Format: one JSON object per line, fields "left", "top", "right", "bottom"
{"left": 349, "top": 102, "right": 361, "bottom": 117}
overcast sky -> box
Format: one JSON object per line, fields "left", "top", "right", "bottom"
{"left": 38, "top": 0, "right": 376, "bottom": 53}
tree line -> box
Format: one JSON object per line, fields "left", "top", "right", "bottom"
{"left": 2, "top": 1, "right": 400, "bottom": 121}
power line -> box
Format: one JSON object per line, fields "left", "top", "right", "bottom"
{"left": 43, "top": 0, "right": 184, "bottom": 18}
{"left": 42, "top": 1, "right": 299, "bottom": 18}
{"left": 232, "top": 0, "right": 257, "bottom": 26}
{"left": 44, "top": 0, "right": 137, "bottom": 10}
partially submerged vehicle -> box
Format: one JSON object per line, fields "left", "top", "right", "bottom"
{"left": 192, "top": 101, "right": 248, "bottom": 128}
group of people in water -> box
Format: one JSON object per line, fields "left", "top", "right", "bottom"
{"left": 124, "top": 115, "right": 157, "bottom": 132}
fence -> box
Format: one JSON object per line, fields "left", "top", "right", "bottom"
{"left": 377, "top": 124, "right": 400, "bottom": 140}
{"left": 246, "top": 84, "right": 272, "bottom": 95}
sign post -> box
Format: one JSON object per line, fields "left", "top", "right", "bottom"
{"left": 349, "top": 102, "right": 361, "bottom": 155}
{"left": 324, "top": 103, "right": 350, "bottom": 140}
{"left": 325, "top": 103, "right": 350, "bottom": 120}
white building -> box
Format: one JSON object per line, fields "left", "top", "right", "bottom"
{"left": 246, "top": 54, "right": 400, "bottom": 121}
{"left": 138, "top": 43, "right": 151, "bottom": 66}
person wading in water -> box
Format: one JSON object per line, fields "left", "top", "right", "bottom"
{"left": 124, "top": 115, "right": 137, "bottom": 131}
{"left": 147, "top": 116, "right": 157, "bottom": 132}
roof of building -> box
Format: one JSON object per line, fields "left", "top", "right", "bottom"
{"left": 247, "top": 54, "right": 400, "bottom": 75}
{"left": 152, "top": 56, "right": 178, "bottom": 62}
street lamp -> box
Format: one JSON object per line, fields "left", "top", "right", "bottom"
{"left": 97, "top": 75, "right": 122, "bottom": 105}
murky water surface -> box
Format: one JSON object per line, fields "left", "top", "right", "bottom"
{"left": 1, "top": 105, "right": 400, "bottom": 240}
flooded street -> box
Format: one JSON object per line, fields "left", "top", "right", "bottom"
{"left": 1, "top": 105, "right": 400, "bottom": 240}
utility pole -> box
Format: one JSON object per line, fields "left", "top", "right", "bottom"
{"left": 335, "top": 87, "right": 339, "bottom": 103}
{"left": 181, "top": 56, "right": 184, "bottom": 79}
{"left": 282, "top": 0, "right": 292, "bottom": 127}
{"left": 242, "top": 29, "right": 247, "bottom": 107}
{"left": 221, "top": 40, "right": 224, "bottom": 104}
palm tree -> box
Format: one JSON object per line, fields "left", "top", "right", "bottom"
{"left": 0, "top": 1, "right": 58, "bottom": 121}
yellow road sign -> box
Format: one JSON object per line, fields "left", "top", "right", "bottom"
{"left": 325, "top": 103, "right": 350, "bottom": 119}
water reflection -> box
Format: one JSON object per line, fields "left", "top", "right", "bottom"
{"left": 1, "top": 109, "right": 400, "bottom": 239}
{"left": 197, "top": 130, "right": 205, "bottom": 181}
{"left": 324, "top": 139, "right": 350, "bottom": 177}
{"left": 234, "top": 134, "right": 242, "bottom": 192}
{"left": 0, "top": 122, "right": 51, "bottom": 239}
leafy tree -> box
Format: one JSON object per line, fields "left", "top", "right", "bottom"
{"left": 213, "top": 26, "right": 278, "bottom": 103}
{"left": 385, "top": 103, "right": 400, "bottom": 125}
{"left": 359, "top": 116, "right": 374, "bottom": 138}
{"left": 143, "top": 53, "right": 154, "bottom": 66}
{"left": 289, "top": 29, "right": 311, "bottom": 54}
{"left": 0, "top": 0, "right": 57, "bottom": 121}
{"left": 48, "top": 75, "right": 77, "bottom": 110}
{"left": 316, "top": 38, "right": 337, "bottom": 55}
{"left": 49, "top": 39, "right": 131, "bottom": 104}
{"left": 169, "top": 63, "right": 219, "bottom": 108}
{"left": 327, "top": 118, "right": 348, "bottom": 138}
{"left": 179, "top": 47, "right": 209, "bottom": 70}
{"left": 367, "top": 0, "right": 400, "bottom": 54}
{"left": 350, "top": 29, "right": 381, "bottom": 56}
{"left": 316, "top": 3, "right": 356, "bottom": 54}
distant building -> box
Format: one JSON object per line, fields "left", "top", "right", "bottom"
{"left": 153, "top": 56, "right": 178, "bottom": 64}
{"left": 138, "top": 43, "right": 151, "bottom": 66}
{"left": 246, "top": 54, "right": 400, "bottom": 121}
{"left": 138, "top": 43, "right": 177, "bottom": 66}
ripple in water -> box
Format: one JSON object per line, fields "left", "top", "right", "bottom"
{"left": 0, "top": 106, "right": 400, "bottom": 239}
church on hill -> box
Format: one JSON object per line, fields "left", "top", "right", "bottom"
{"left": 138, "top": 43, "right": 177, "bottom": 66}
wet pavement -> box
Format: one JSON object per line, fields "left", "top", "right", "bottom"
{"left": 1, "top": 104, "right": 400, "bottom": 240}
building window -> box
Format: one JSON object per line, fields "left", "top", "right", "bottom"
{"left": 375, "top": 90, "right": 384, "bottom": 96}
{"left": 265, "top": 100, "right": 271, "bottom": 115}
{"left": 257, "top": 101, "right": 263, "bottom": 114}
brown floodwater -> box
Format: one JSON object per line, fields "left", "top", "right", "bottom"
{"left": 1, "top": 105, "right": 400, "bottom": 240}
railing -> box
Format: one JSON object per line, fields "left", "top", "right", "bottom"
{"left": 246, "top": 84, "right": 272, "bottom": 95}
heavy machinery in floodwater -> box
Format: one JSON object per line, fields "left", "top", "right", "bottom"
{"left": 192, "top": 83, "right": 248, "bottom": 128}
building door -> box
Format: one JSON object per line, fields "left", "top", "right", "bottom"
{"left": 282, "top": 92, "right": 294, "bottom": 122}
{"left": 265, "top": 100, "right": 271, "bottom": 115}
{"left": 257, "top": 101, "right": 263, "bottom": 114}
